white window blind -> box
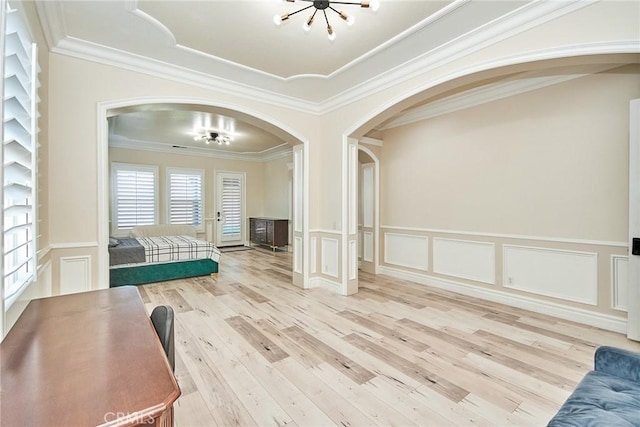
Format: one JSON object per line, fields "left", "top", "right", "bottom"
{"left": 221, "top": 176, "right": 241, "bottom": 236}
{"left": 111, "top": 163, "right": 158, "bottom": 233}
{"left": 3, "top": 3, "right": 39, "bottom": 302}
{"left": 167, "top": 168, "right": 203, "bottom": 228}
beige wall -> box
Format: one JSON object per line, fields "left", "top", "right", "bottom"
{"left": 380, "top": 67, "right": 638, "bottom": 242}
{"left": 9, "top": 0, "right": 634, "bottom": 336}
{"left": 109, "top": 147, "right": 292, "bottom": 238}
{"left": 263, "top": 155, "right": 292, "bottom": 219}
{"left": 375, "top": 66, "right": 640, "bottom": 320}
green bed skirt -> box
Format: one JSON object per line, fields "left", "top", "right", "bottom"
{"left": 110, "top": 259, "right": 219, "bottom": 287}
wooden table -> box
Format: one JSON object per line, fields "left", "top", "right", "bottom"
{"left": 0, "top": 286, "right": 180, "bottom": 426}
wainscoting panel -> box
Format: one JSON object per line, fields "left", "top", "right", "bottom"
{"left": 433, "top": 238, "right": 495, "bottom": 284}
{"left": 384, "top": 233, "right": 428, "bottom": 271}
{"left": 503, "top": 245, "right": 598, "bottom": 305}
{"left": 349, "top": 240, "right": 357, "bottom": 280}
{"left": 294, "top": 237, "right": 303, "bottom": 274}
{"left": 59, "top": 256, "right": 91, "bottom": 295}
{"left": 310, "top": 237, "right": 317, "bottom": 275}
{"left": 362, "top": 165, "right": 374, "bottom": 228}
{"left": 321, "top": 238, "right": 339, "bottom": 278}
{"left": 358, "top": 231, "right": 363, "bottom": 260}
{"left": 363, "top": 231, "right": 373, "bottom": 263}
{"left": 612, "top": 255, "right": 628, "bottom": 312}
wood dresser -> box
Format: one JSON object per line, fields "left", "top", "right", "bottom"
{"left": 249, "top": 217, "right": 289, "bottom": 251}
{"left": 0, "top": 286, "right": 180, "bottom": 427}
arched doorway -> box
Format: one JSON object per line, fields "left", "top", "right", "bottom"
{"left": 96, "top": 97, "right": 310, "bottom": 290}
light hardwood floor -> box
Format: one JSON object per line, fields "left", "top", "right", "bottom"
{"left": 139, "top": 248, "right": 640, "bottom": 427}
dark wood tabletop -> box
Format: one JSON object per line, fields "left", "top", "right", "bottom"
{"left": 0, "top": 286, "right": 180, "bottom": 427}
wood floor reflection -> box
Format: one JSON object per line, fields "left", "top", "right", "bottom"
{"left": 139, "top": 248, "right": 640, "bottom": 426}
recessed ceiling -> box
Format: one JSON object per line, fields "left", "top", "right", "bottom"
{"left": 136, "top": 0, "right": 449, "bottom": 78}
{"left": 41, "top": 0, "right": 624, "bottom": 157}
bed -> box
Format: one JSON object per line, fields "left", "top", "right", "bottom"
{"left": 109, "top": 224, "right": 221, "bottom": 287}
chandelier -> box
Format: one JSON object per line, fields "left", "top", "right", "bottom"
{"left": 194, "top": 132, "right": 232, "bottom": 146}
{"left": 274, "top": 0, "right": 380, "bottom": 41}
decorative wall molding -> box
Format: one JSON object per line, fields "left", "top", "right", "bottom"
{"left": 611, "top": 255, "right": 629, "bottom": 312}
{"left": 380, "top": 225, "right": 626, "bottom": 248}
{"left": 380, "top": 65, "right": 620, "bottom": 129}
{"left": 379, "top": 265, "right": 626, "bottom": 334}
{"left": 294, "top": 236, "right": 303, "bottom": 274}
{"left": 384, "top": 233, "right": 429, "bottom": 271}
{"left": 59, "top": 255, "right": 92, "bottom": 295}
{"left": 321, "top": 237, "right": 339, "bottom": 278}
{"left": 503, "top": 245, "right": 598, "bottom": 306}
{"left": 310, "top": 229, "right": 342, "bottom": 235}
{"left": 433, "top": 238, "right": 495, "bottom": 284}
{"left": 363, "top": 231, "right": 373, "bottom": 263}
{"left": 37, "top": 260, "right": 53, "bottom": 298}
{"left": 349, "top": 240, "right": 357, "bottom": 281}
{"left": 310, "top": 236, "right": 317, "bottom": 275}
{"left": 50, "top": 242, "right": 99, "bottom": 249}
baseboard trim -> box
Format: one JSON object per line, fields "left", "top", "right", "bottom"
{"left": 379, "top": 265, "right": 627, "bottom": 334}
{"left": 309, "top": 277, "right": 342, "bottom": 294}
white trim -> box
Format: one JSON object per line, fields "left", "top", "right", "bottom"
{"left": 308, "top": 277, "right": 341, "bottom": 294}
{"left": 502, "top": 244, "right": 598, "bottom": 306}
{"left": 358, "top": 144, "right": 381, "bottom": 275}
{"left": 432, "top": 237, "right": 496, "bottom": 285}
{"left": 360, "top": 137, "right": 383, "bottom": 147}
{"left": 49, "top": 242, "right": 99, "bottom": 249}
{"left": 380, "top": 65, "right": 620, "bottom": 130}
{"left": 380, "top": 225, "right": 626, "bottom": 248}
{"left": 310, "top": 229, "right": 342, "bottom": 235}
{"left": 379, "top": 265, "right": 627, "bottom": 334}
{"left": 611, "top": 255, "right": 628, "bottom": 313}
{"left": 97, "top": 97, "right": 311, "bottom": 291}
{"left": 36, "top": 0, "right": 617, "bottom": 110}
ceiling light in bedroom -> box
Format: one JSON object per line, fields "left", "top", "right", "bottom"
{"left": 194, "top": 132, "right": 232, "bottom": 146}
{"left": 273, "top": 0, "right": 379, "bottom": 41}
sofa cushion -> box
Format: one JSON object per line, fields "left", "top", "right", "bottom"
{"left": 548, "top": 370, "right": 640, "bottom": 427}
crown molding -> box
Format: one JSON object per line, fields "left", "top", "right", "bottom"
{"left": 38, "top": 0, "right": 607, "bottom": 117}
{"left": 109, "top": 138, "right": 293, "bottom": 162}
{"left": 318, "top": 0, "right": 599, "bottom": 113}
{"left": 51, "top": 36, "right": 322, "bottom": 115}
{"left": 380, "top": 64, "right": 622, "bottom": 130}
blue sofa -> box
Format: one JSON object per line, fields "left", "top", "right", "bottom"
{"left": 548, "top": 346, "right": 640, "bottom": 426}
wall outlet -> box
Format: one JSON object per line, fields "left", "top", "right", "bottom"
{"left": 507, "top": 277, "right": 513, "bottom": 285}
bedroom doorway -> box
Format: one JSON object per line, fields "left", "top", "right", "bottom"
{"left": 215, "top": 171, "right": 245, "bottom": 247}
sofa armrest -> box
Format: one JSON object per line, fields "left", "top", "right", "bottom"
{"left": 594, "top": 346, "right": 640, "bottom": 383}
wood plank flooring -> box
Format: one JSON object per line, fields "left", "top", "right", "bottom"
{"left": 138, "top": 248, "right": 640, "bottom": 427}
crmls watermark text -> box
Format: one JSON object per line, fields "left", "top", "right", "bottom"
{"left": 103, "top": 412, "right": 155, "bottom": 424}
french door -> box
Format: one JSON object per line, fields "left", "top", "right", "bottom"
{"left": 215, "top": 171, "right": 245, "bottom": 247}
{"left": 629, "top": 99, "right": 640, "bottom": 341}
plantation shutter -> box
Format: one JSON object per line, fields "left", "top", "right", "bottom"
{"left": 3, "top": 4, "right": 39, "bottom": 300}
{"left": 112, "top": 163, "right": 157, "bottom": 232}
{"left": 168, "top": 168, "right": 203, "bottom": 227}
{"left": 221, "top": 176, "right": 241, "bottom": 237}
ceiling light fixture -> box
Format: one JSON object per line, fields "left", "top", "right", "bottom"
{"left": 274, "top": 0, "right": 379, "bottom": 41}
{"left": 194, "top": 132, "right": 232, "bottom": 146}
